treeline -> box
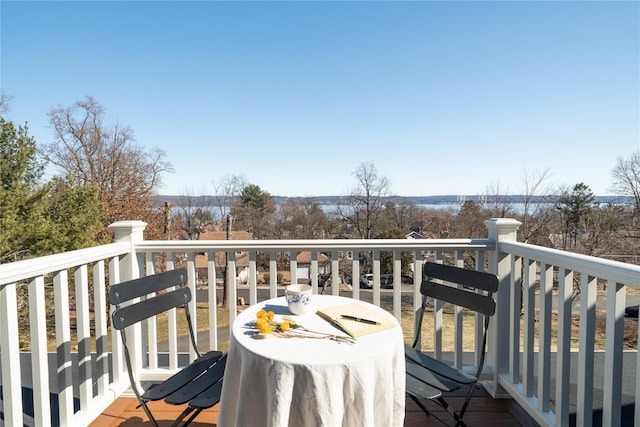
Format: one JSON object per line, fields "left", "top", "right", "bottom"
{"left": 171, "top": 165, "right": 640, "bottom": 266}
{"left": 1, "top": 95, "right": 171, "bottom": 263}
{"left": 2, "top": 91, "right": 639, "bottom": 267}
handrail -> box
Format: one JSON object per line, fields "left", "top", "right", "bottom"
{"left": 0, "top": 242, "right": 129, "bottom": 285}
{"left": 137, "top": 237, "right": 494, "bottom": 251}
{"left": 500, "top": 240, "right": 640, "bottom": 287}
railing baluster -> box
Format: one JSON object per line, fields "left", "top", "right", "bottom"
{"left": 508, "top": 254, "right": 521, "bottom": 385}
{"left": 433, "top": 252, "right": 444, "bottom": 361}
{"left": 393, "top": 249, "right": 402, "bottom": 321}
{"left": 187, "top": 251, "right": 198, "bottom": 361}
{"left": 109, "top": 255, "right": 125, "bottom": 386}
{"left": 522, "top": 258, "right": 536, "bottom": 397}
{"left": 207, "top": 250, "right": 219, "bottom": 351}
{"left": 474, "top": 251, "right": 485, "bottom": 369}
{"left": 145, "top": 253, "right": 158, "bottom": 370}
{"left": 412, "top": 256, "right": 423, "bottom": 350}
{"left": 228, "top": 251, "right": 238, "bottom": 324}
{"left": 167, "top": 252, "right": 179, "bottom": 370}
{"left": 290, "top": 250, "right": 298, "bottom": 288}
{"left": 577, "top": 274, "right": 596, "bottom": 427}
{"left": 75, "top": 264, "right": 92, "bottom": 411}
{"left": 537, "top": 263, "right": 552, "bottom": 413}
{"left": 269, "top": 250, "right": 278, "bottom": 298}
{"left": 372, "top": 250, "right": 381, "bottom": 306}
{"left": 454, "top": 251, "right": 464, "bottom": 370}
{"left": 248, "top": 251, "right": 257, "bottom": 305}
{"left": 54, "top": 269, "right": 74, "bottom": 426}
{"left": 603, "top": 280, "right": 625, "bottom": 427}
{"left": 0, "top": 281, "right": 23, "bottom": 427}
{"left": 330, "top": 251, "right": 340, "bottom": 296}
{"left": 29, "top": 275, "right": 51, "bottom": 427}
{"left": 310, "top": 251, "right": 319, "bottom": 294}
{"left": 555, "top": 268, "right": 573, "bottom": 426}
{"left": 93, "top": 260, "right": 109, "bottom": 398}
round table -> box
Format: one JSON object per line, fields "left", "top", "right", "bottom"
{"left": 218, "top": 295, "right": 406, "bottom": 427}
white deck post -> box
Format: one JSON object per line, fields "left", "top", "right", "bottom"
{"left": 484, "top": 218, "right": 521, "bottom": 397}
{"left": 108, "top": 221, "right": 147, "bottom": 393}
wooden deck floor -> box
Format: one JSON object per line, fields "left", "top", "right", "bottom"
{"left": 89, "top": 385, "right": 539, "bottom": 427}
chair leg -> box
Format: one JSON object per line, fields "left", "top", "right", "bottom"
{"left": 140, "top": 400, "right": 161, "bottom": 427}
{"left": 409, "top": 394, "right": 432, "bottom": 417}
{"left": 433, "top": 395, "right": 470, "bottom": 427}
{"left": 452, "top": 382, "right": 479, "bottom": 427}
{"left": 428, "top": 389, "right": 479, "bottom": 427}
{"left": 408, "top": 394, "right": 450, "bottom": 426}
{"left": 170, "top": 406, "right": 200, "bottom": 427}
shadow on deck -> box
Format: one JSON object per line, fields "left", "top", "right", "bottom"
{"left": 89, "top": 385, "right": 540, "bottom": 426}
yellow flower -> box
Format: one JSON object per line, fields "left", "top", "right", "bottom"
{"left": 253, "top": 310, "right": 298, "bottom": 335}
{"left": 257, "top": 321, "right": 272, "bottom": 334}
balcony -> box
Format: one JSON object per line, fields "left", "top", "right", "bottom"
{"left": 1, "top": 218, "right": 638, "bottom": 426}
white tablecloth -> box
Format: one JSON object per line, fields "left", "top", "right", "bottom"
{"left": 218, "top": 295, "right": 405, "bottom": 427}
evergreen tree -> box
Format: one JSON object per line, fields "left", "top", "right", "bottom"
{"left": 0, "top": 117, "right": 48, "bottom": 262}
{"left": 556, "top": 182, "right": 597, "bottom": 249}
{"left": 0, "top": 115, "right": 105, "bottom": 262}
{"left": 233, "top": 184, "right": 275, "bottom": 239}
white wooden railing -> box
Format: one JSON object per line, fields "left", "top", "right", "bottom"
{"left": 1, "top": 219, "right": 638, "bottom": 426}
{"left": 495, "top": 239, "right": 640, "bottom": 427}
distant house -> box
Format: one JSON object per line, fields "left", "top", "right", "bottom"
{"left": 405, "top": 231, "right": 424, "bottom": 239}
{"left": 295, "top": 251, "right": 331, "bottom": 283}
{"left": 404, "top": 230, "right": 434, "bottom": 266}
{"left": 195, "top": 230, "right": 253, "bottom": 285}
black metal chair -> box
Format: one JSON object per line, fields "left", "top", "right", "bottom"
{"left": 405, "top": 262, "right": 499, "bottom": 426}
{"left": 109, "top": 268, "right": 227, "bottom": 427}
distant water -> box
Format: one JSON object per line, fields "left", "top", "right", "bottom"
{"left": 319, "top": 202, "right": 529, "bottom": 216}
{"left": 170, "top": 197, "right": 632, "bottom": 220}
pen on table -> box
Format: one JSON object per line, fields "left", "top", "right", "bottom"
{"left": 340, "top": 314, "right": 381, "bottom": 325}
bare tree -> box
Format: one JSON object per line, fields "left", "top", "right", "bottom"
{"left": 482, "top": 180, "right": 514, "bottom": 218}
{"left": 0, "top": 91, "right": 11, "bottom": 115}
{"left": 611, "top": 151, "right": 640, "bottom": 220}
{"left": 46, "top": 96, "right": 173, "bottom": 238}
{"left": 174, "top": 186, "right": 215, "bottom": 240}
{"left": 452, "top": 200, "right": 489, "bottom": 239}
{"left": 275, "top": 198, "right": 330, "bottom": 239}
{"left": 519, "top": 168, "right": 556, "bottom": 245}
{"left": 337, "top": 162, "right": 391, "bottom": 239}
{"left": 212, "top": 174, "right": 247, "bottom": 223}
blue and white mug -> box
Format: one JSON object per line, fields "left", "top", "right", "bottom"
{"left": 285, "top": 284, "right": 312, "bottom": 315}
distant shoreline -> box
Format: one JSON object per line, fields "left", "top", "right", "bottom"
{"left": 156, "top": 194, "right": 633, "bottom": 206}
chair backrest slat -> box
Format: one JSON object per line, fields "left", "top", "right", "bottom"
{"left": 423, "top": 262, "right": 498, "bottom": 293}
{"left": 111, "top": 287, "right": 192, "bottom": 330}
{"left": 109, "top": 268, "right": 188, "bottom": 305}
{"left": 421, "top": 281, "right": 495, "bottom": 316}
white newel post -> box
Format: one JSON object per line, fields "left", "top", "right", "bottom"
{"left": 108, "top": 220, "right": 147, "bottom": 394}
{"left": 484, "top": 218, "right": 521, "bottom": 397}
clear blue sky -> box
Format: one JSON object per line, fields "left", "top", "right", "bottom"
{"left": 2, "top": 1, "right": 639, "bottom": 197}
